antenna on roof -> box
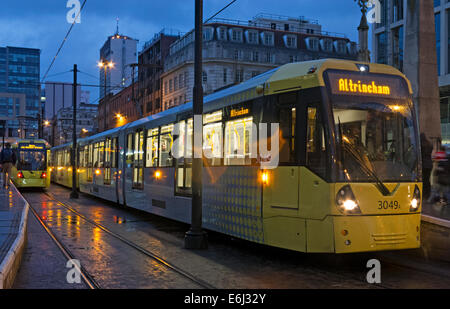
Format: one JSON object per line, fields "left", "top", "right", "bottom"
{"left": 115, "top": 17, "right": 120, "bottom": 35}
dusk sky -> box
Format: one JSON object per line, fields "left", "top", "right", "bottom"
{"left": 0, "top": 0, "right": 364, "bottom": 104}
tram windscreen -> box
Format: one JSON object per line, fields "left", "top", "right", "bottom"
{"left": 332, "top": 98, "right": 419, "bottom": 182}
{"left": 17, "top": 144, "right": 47, "bottom": 171}
{"left": 325, "top": 70, "right": 419, "bottom": 182}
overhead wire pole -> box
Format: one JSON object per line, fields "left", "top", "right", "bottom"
{"left": 185, "top": 0, "right": 208, "bottom": 249}
{"left": 70, "top": 64, "right": 79, "bottom": 199}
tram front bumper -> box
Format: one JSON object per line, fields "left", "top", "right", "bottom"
{"left": 332, "top": 213, "right": 421, "bottom": 253}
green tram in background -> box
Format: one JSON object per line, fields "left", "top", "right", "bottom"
{"left": 9, "top": 139, "right": 51, "bottom": 189}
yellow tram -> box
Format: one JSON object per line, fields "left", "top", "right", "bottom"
{"left": 10, "top": 139, "right": 51, "bottom": 188}
{"left": 52, "top": 59, "right": 422, "bottom": 253}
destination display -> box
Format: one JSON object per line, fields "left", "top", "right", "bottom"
{"left": 326, "top": 70, "right": 410, "bottom": 99}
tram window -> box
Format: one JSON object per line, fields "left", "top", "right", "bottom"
{"left": 134, "top": 131, "right": 144, "bottom": 164}
{"left": 79, "top": 147, "right": 85, "bottom": 167}
{"left": 84, "top": 146, "right": 89, "bottom": 168}
{"left": 126, "top": 134, "right": 133, "bottom": 166}
{"left": 279, "top": 107, "right": 296, "bottom": 164}
{"left": 224, "top": 117, "right": 254, "bottom": 166}
{"left": 98, "top": 141, "right": 105, "bottom": 168}
{"left": 204, "top": 121, "right": 223, "bottom": 166}
{"left": 93, "top": 143, "right": 99, "bottom": 168}
{"left": 133, "top": 130, "right": 144, "bottom": 190}
{"left": 176, "top": 119, "right": 193, "bottom": 194}
{"left": 159, "top": 124, "right": 174, "bottom": 167}
{"left": 105, "top": 138, "right": 111, "bottom": 168}
{"left": 112, "top": 138, "right": 118, "bottom": 168}
{"left": 306, "top": 106, "right": 326, "bottom": 178}
{"left": 146, "top": 128, "right": 159, "bottom": 167}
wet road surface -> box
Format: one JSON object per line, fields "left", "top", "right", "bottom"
{"left": 13, "top": 184, "right": 450, "bottom": 289}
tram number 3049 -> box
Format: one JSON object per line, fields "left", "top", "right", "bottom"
{"left": 378, "top": 200, "right": 400, "bottom": 210}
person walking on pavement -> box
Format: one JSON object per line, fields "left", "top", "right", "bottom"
{"left": 420, "top": 133, "right": 433, "bottom": 200}
{"left": 0, "top": 143, "right": 17, "bottom": 188}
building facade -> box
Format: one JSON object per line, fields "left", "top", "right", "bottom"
{"left": 0, "top": 46, "right": 40, "bottom": 138}
{"left": 161, "top": 14, "right": 358, "bottom": 111}
{"left": 372, "top": 0, "right": 450, "bottom": 143}
{"left": 43, "top": 82, "right": 82, "bottom": 120}
{"left": 99, "top": 32, "right": 138, "bottom": 100}
{"left": 53, "top": 102, "right": 98, "bottom": 146}
{"left": 98, "top": 82, "right": 137, "bottom": 132}
{"left": 138, "top": 29, "right": 180, "bottom": 116}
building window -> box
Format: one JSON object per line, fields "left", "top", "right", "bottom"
{"left": 217, "top": 27, "right": 227, "bottom": 40}
{"left": 261, "top": 32, "right": 274, "bottom": 46}
{"left": 376, "top": 0, "right": 387, "bottom": 29}
{"left": 246, "top": 30, "right": 259, "bottom": 44}
{"left": 174, "top": 76, "right": 178, "bottom": 91}
{"left": 392, "top": 0, "right": 404, "bottom": 22}
{"left": 392, "top": 26, "right": 404, "bottom": 71}
{"left": 235, "top": 69, "right": 244, "bottom": 83}
{"left": 284, "top": 35, "right": 297, "bottom": 48}
{"left": 169, "top": 79, "right": 173, "bottom": 92}
{"left": 320, "top": 39, "right": 333, "bottom": 52}
{"left": 334, "top": 40, "right": 347, "bottom": 54}
{"left": 252, "top": 51, "right": 259, "bottom": 62}
{"left": 179, "top": 73, "right": 183, "bottom": 89}
{"left": 223, "top": 68, "right": 227, "bottom": 84}
{"left": 164, "top": 81, "right": 168, "bottom": 95}
{"left": 305, "top": 37, "right": 319, "bottom": 51}
{"left": 376, "top": 32, "right": 387, "bottom": 64}
{"left": 230, "top": 28, "right": 243, "bottom": 42}
{"left": 202, "top": 71, "right": 207, "bottom": 83}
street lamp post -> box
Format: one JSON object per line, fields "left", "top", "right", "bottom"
{"left": 98, "top": 60, "right": 114, "bottom": 131}
{"left": 185, "top": 0, "right": 208, "bottom": 249}
{"left": 70, "top": 64, "right": 79, "bottom": 199}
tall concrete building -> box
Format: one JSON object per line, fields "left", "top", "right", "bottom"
{"left": 99, "top": 30, "right": 138, "bottom": 100}
{"left": 0, "top": 46, "right": 40, "bottom": 138}
{"left": 161, "top": 13, "right": 358, "bottom": 111}
{"left": 372, "top": 0, "right": 449, "bottom": 143}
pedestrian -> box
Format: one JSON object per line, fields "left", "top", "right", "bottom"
{"left": 420, "top": 133, "right": 433, "bottom": 199}
{"left": 0, "top": 143, "right": 16, "bottom": 188}
{"left": 429, "top": 139, "right": 446, "bottom": 203}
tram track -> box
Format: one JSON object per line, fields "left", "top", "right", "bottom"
{"left": 27, "top": 203, "right": 100, "bottom": 289}
{"left": 22, "top": 187, "right": 450, "bottom": 289}
{"left": 37, "top": 191, "right": 215, "bottom": 289}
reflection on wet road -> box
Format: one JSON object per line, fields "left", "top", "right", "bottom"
{"left": 14, "top": 184, "right": 450, "bottom": 289}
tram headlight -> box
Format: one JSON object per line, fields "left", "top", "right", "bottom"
{"left": 336, "top": 185, "right": 361, "bottom": 214}
{"left": 410, "top": 185, "right": 421, "bottom": 212}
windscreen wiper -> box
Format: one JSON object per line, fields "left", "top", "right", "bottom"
{"left": 342, "top": 140, "right": 391, "bottom": 196}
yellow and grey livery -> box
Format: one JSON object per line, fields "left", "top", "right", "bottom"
{"left": 52, "top": 59, "right": 421, "bottom": 253}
